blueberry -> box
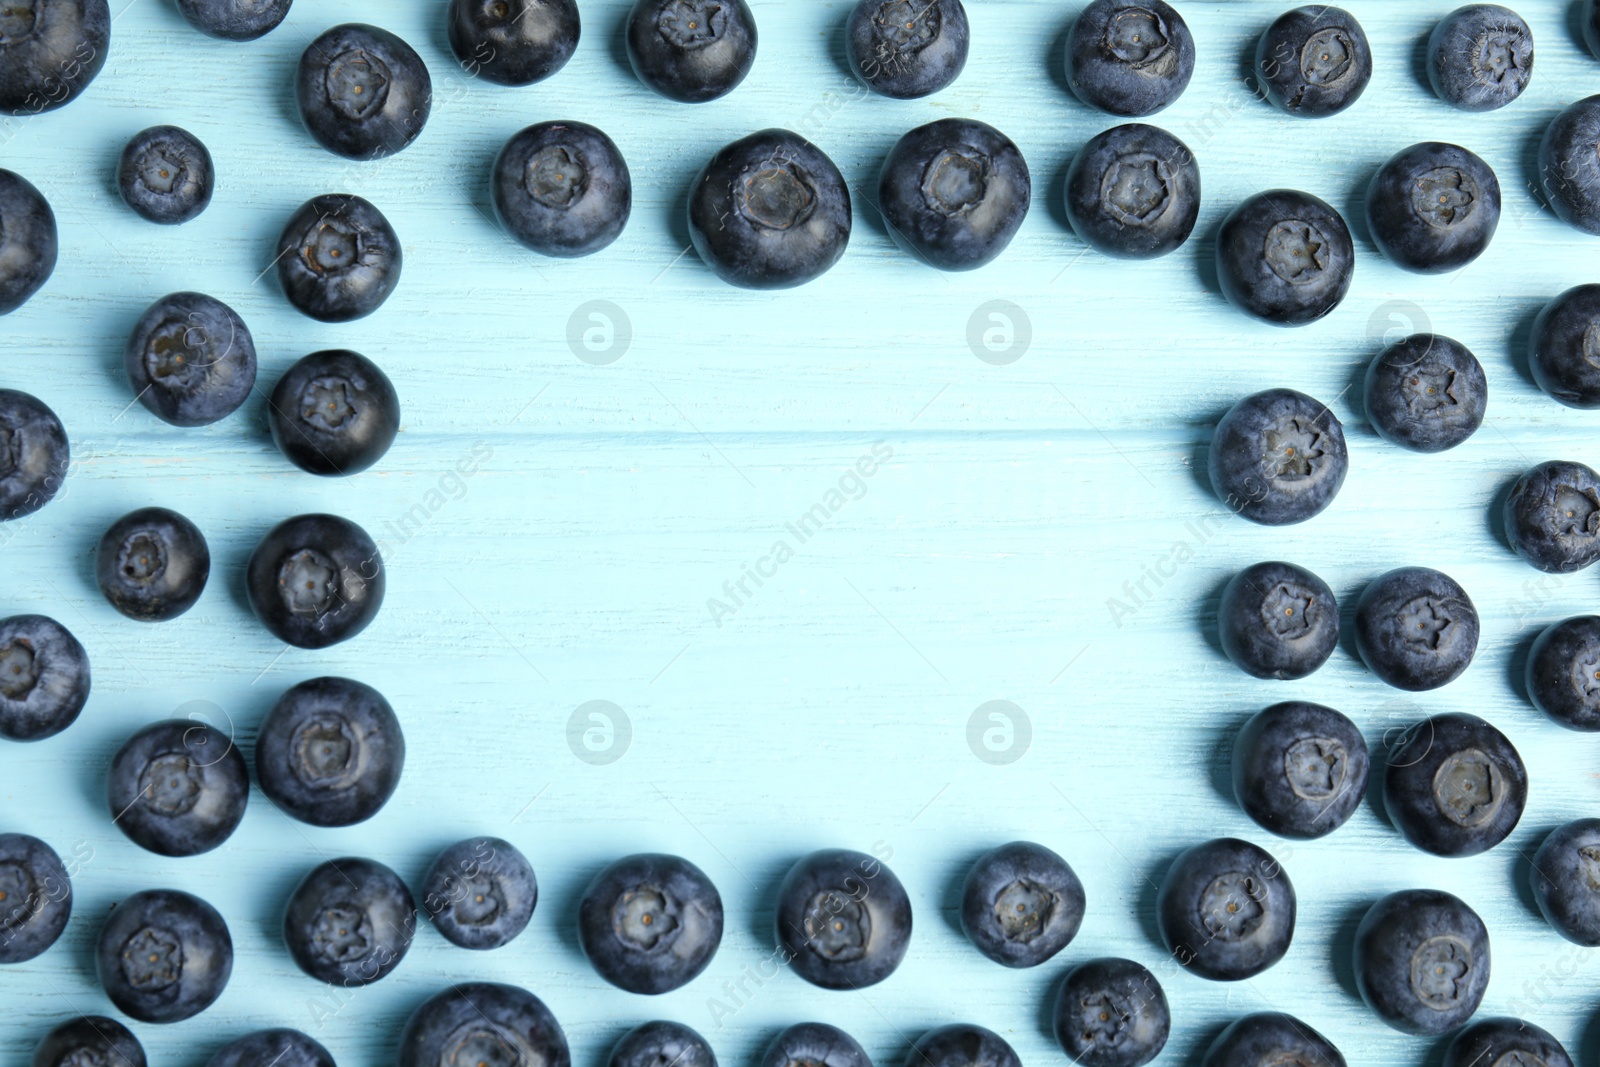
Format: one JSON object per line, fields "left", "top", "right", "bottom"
{"left": 276, "top": 195, "right": 402, "bottom": 322}
{"left": 1384, "top": 713, "right": 1525, "bottom": 857}
{"left": 1052, "top": 958, "right": 1169, "bottom": 1067}
{"left": 174, "top": 0, "right": 290, "bottom": 41}
{"left": 1208, "top": 389, "right": 1348, "bottom": 525}
{"left": 1232, "top": 702, "right": 1369, "bottom": 840}
{"left": 1064, "top": 123, "right": 1199, "bottom": 259}
{"left": 1539, "top": 96, "right": 1600, "bottom": 236}
{"left": 1216, "top": 191, "right": 1354, "bottom": 326}
{"left": 577, "top": 852, "right": 722, "bottom": 994}
{"left": 256, "top": 676, "right": 404, "bottom": 827}
{"left": 1157, "top": 837, "right": 1294, "bottom": 981}
{"left": 846, "top": 0, "right": 968, "bottom": 99}
{"left": 206, "top": 1030, "right": 334, "bottom": 1067}
{"left": 33, "top": 1016, "right": 145, "bottom": 1067}
{"left": 0, "top": 0, "right": 109, "bottom": 115}
{"left": 1447, "top": 1019, "right": 1572, "bottom": 1067}
{"left": 296, "top": 24, "right": 430, "bottom": 160}
{"left": 95, "top": 508, "right": 210, "bottom": 622}
{"left": 1528, "top": 617, "right": 1600, "bottom": 729}
{"left": 611, "top": 1022, "right": 716, "bottom": 1067}
{"left": 1202, "top": 1014, "right": 1345, "bottom": 1067}
{"left": 269, "top": 349, "right": 399, "bottom": 476}
{"left": 688, "top": 130, "right": 851, "bottom": 290}
{"left": 1364, "top": 334, "right": 1486, "bottom": 453}
{"left": 1427, "top": 6, "right": 1532, "bottom": 111}
{"left": 1531, "top": 819, "right": 1600, "bottom": 945}
{"left": 627, "top": 0, "right": 755, "bottom": 103}
{"left": 775, "top": 848, "right": 911, "bottom": 989}
{"left": 283, "top": 856, "right": 415, "bottom": 986}
{"left": 1254, "top": 6, "right": 1371, "bottom": 117}
{"left": 399, "top": 983, "right": 568, "bottom": 1067}
{"left": 1065, "top": 0, "right": 1193, "bottom": 117}
{"left": 0, "top": 389, "right": 67, "bottom": 521}
{"left": 492, "top": 121, "right": 632, "bottom": 258}
{"left": 1354, "top": 889, "right": 1489, "bottom": 1034}
{"left": 95, "top": 888, "right": 232, "bottom": 1023}
{"left": 448, "top": 0, "right": 578, "bottom": 86}
{"left": 107, "top": 718, "right": 248, "bottom": 857}
{"left": 0, "top": 614, "right": 88, "bottom": 741}
{"left": 878, "top": 118, "right": 1030, "bottom": 271}
{"left": 1504, "top": 461, "right": 1600, "bottom": 573}
{"left": 0, "top": 833, "right": 71, "bottom": 963}
{"left": 760, "top": 1024, "right": 871, "bottom": 1067}
{"left": 959, "top": 840, "right": 1084, "bottom": 968}
{"left": 245, "top": 513, "right": 385, "bottom": 649}
{"left": 905, "top": 1026, "right": 1019, "bottom": 1067}
{"left": 422, "top": 836, "right": 536, "bottom": 950}
{"left": 117, "top": 126, "right": 213, "bottom": 225}
{"left": 0, "top": 170, "right": 57, "bottom": 314}
{"left": 1218, "top": 562, "right": 1339, "bottom": 679}
{"left": 1529, "top": 285, "right": 1600, "bottom": 408}
{"left": 123, "top": 292, "right": 257, "bottom": 427}
{"left": 1366, "top": 143, "right": 1500, "bottom": 275}
{"left": 1355, "top": 567, "right": 1479, "bottom": 691}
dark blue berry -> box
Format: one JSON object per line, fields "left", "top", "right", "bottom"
{"left": 905, "top": 1026, "right": 1019, "bottom": 1067}
{"left": 1354, "top": 889, "right": 1488, "bottom": 1034}
{"left": 1448, "top": 1020, "right": 1572, "bottom": 1067}
{"left": 33, "top": 1016, "right": 145, "bottom": 1067}
{"left": 448, "top": 0, "right": 578, "bottom": 86}
{"left": 1156, "top": 837, "right": 1295, "bottom": 981}
{"left": 256, "top": 677, "right": 404, "bottom": 827}
{"left": 1203, "top": 1014, "right": 1344, "bottom": 1067}
{"left": 245, "top": 513, "right": 385, "bottom": 649}
{"left": 1232, "top": 702, "right": 1368, "bottom": 840}
{"left": 775, "top": 848, "right": 911, "bottom": 989}
{"left": 1384, "top": 713, "right": 1524, "bottom": 857}
{"left": 1052, "top": 958, "right": 1169, "bottom": 1067}
{"left": 1528, "top": 616, "right": 1600, "bottom": 729}
{"left": 611, "top": 1022, "right": 715, "bottom": 1067}
{"left": 1366, "top": 143, "right": 1500, "bottom": 274}
{"left": 492, "top": 121, "right": 631, "bottom": 258}
{"left": 1530, "top": 285, "right": 1600, "bottom": 408}
{"left": 1531, "top": 819, "right": 1600, "bottom": 945}
{"left": 1208, "top": 389, "right": 1348, "bottom": 526}
{"left": 95, "top": 889, "right": 232, "bottom": 1023}
{"left": 626, "top": 0, "right": 756, "bottom": 103}
{"left": 960, "top": 840, "right": 1083, "bottom": 968}
{"left": 206, "top": 1030, "right": 333, "bottom": 1067}
{"left": 107, "top": 718, "right": 248, "bottom": 857}
{"left": 175, "top": 0, "right": 290, "bottom": 40}
{"left": 0, "top": 390, "right": 66, "bottom": 521}
{"left": 1255, "top": 7, "right": 1370, "bottom": 117}
{"left": 0, "top": 171, "right": 56, "bottom": 314}
{"left": 117, "top": 126, "right": 213, "bottom": 225}
{"left": 1364, "top": 334, "right": 1486, "bottom": 452}
{"left": 399, "top": 984, "right": 569, "bottom": 1067}
{"left": 1355, "top": 567, "right": 1479, "bottom": 691}
{"left": 1539, "top": 96, "right": 1600, "bottom": 236}
{"left": 276, "top": 195, "right": 402, "bottom": 322}
{"left": 0, "top": 833, "right": 71, "bottom": 963}
{"left": 1217, "top": 191, "right": 1353, "bottom": 326}
{"left": 578, "top": 852, "right": 722, "bottom": 994}
{"left": 1065, "top": 123, "right": 1198, "bottom": 259}
{"left": 95, "top": 507, "right": 210, "bottom": 622}
{"left": 878, "top": 118, "right": 1029, "bottom": 271}
{"left": 123, "top": 292, "right": 257, "bottom": 427}
{"left": 283, "top": 857, "right": 415, "bottom": 986}
{"left": 1219, "top": 562, "right": 1339, "bottom": 679}
{"left": 1504, "top": 461, "right": 1600, "bottom": 573}
{"left": 1066, "top": 0, "right": 1194, "bottom": 117}
{"left": 0, "top": 0, "right": 109, "bottom": 115}
{"left": 422, "top": 836, "right": 536, "bottom": 950}
{"left": 268, "top": 349, "right": 400, "bottom": 476}
{"left": 0, "top": 614, "right": 89, "bottom": 741}
{"left": 760, "top": 1025, "right": 870, "bottom": 1067}
{"left": 296, "top": 24, "right": 430, "bottom": 160}
{"left": 846, "top": 0, "right": 968, "bottom": 99}
{"left": 1427, "top": 6, "right": 1532, "bottom": 111}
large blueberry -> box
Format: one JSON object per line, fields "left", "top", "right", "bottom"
{"left": 878, "top": 118, "right": 1029, "bottom": 271}
{"left": 175, "top": 0, "right": 291, "bottom": 41}
{"left": 1539, "top": 96, "right": 1600, "bottom": 236}
{"left": 1504, "top": 461, "right": 1600, "bottom": 573}
{"left": 1355, "top": 567, "right": 1479, "bottom": 691}
{"left": 0, "top": 833, "right": 71, "bottom": 963}
{"left": 846, "top": 0, "right": 968, "bottom": 99}
{"left": 107, "top": 718, "right": 248, "bottom": 857}
{"left": 95, "top": 889, "right": 232, "bottom": 1023}
{"left": 296, "top": 24, "right": 430, "bottom": 160}
{"left": 245, "top": 513, "right": 385, "bottom": 649}
{"left": 776, "top": 848, "right": 911, "bottom": 989}
{"left": 94, "top": 507, "right": 210, "bottom": 622}
{"left": 1529, "top": 285, "right": 1600, "bottom": 408}
{"left": 1366, "top": 143, "right": 1500, "bottom": 274}
{"left": 268, "top": 349, "right": 400, "bottom": 476}
{"left": 1065, "top": 0, "right": 1194, "bottom": 117}
{"left": 1156, "top": 837, "right": 1295, "bottom": 981}
{"left": 1233, "top": 702, "right": 1368, "bottom": 840}
{"left": 276, "top": 195, "right": 402, "bottom": 322}
{"left": 1384, "top": 712, "right": 1525, "bottom": 857}
{"left": 578, "top": 852, "right": 722, "bottom": 994}
{"left": 448, "top": 0, "right": 578, "bottom": 86}
{"left": 33, "top": 1016, "right": 145, "bottom": 1067}
{"left": 1052, "top": 958, "right": 1169, "bottom": 1067}
{"left": 905, "top": 1026, "right": 1019, "bottom": 1067}
{"left": 0, "top": 614, "right": 88, "bottom": 741}
{"left": 492, "top": 121, "right": 631, "bottom": 258}
{"left": 206, "top": 1030, "right": 334, "bottom": 1067}
{"left": 1427, "top": 6, "right": 1532, "bottom": 111}
{"left": 1364, "top": 334, "right": 1486, "bottom": 452}
{"left": 1219, "top": 561, "right": 1339, "bottom": 679}
{"left": 0, "top": 389, "right": 66, "bottom": 521}
{"left": 1064, "top": 123, "right": 1199, "bottom": 259}
{"left": 117, "top": 126, "right": 213, "bottom": 225}
{"left": 423, "top": 836, "right": 536, "bottom": 950}
{"left": 1208, "top": 389, "right": 1348, "bottom": 526}
{"left": 760, "top": 1025, "right": 870, "bottom": 1067}
{"left": 1354, "top": 889, "right": 1489, "bottom": 1034}
{"left": 611, "top": 1022, "right": 715, "bottom": 1067}
{"left": 123, "top": 292, "right": 257, "bottom": 427}
{"left": 399, "top": 983, "right": 569, "bottom": 1067}
{"left": 283, "top": 857, "right": 415, "bottom": 986}
{"left": 256, "top": 676, "right": 404, "bottom": 827}
{"left": 1202, "top": 1014, "right": 1345, "bottom": 1067}
{"left": 1528, "top": 616, "right": 1600, "bottom": 729}
{"left": 1254, "top": 6, "right": 1371, "bottom": 117}
{"left": 626, "top": 0, "right": 756, "bottom": 103}
{"left": 960, "top": 840, "right": 1083, "bottom": 968}
{"left": 1447, "top": 1019, "right": 1572, "bottom": 1067}
{"left": 0, "top": 171, "right": 56, "bottom": 314}
{"left": 688, "top": 130, "right": 851, "bottom": 290}
{"left": 1531, "top": 819, "right": 1600, "bottom": 945}
{"left": 0, "top": 0, "right": 109, "bottom": 115}
{"left": 1216, "top": 190, "right": 1353, "bottom": 326}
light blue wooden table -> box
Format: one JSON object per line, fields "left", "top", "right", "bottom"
{"left": 5, "top": 0, "right": 1600, "bottom": 1065}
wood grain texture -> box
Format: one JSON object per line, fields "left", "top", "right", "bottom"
{"left": 4, "top": 0, "right": 1600, "bottom": 1066}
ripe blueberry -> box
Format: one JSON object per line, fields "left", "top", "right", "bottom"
{"left": 878, "top": 118, "right": 1029, "bottom": 271}
{"left": 245, "top": 513, "right": 385, "bottom": 649}
{"left": 1202, "top": 1014, "right": 1345, "bottom": 1067}
{"left": 1366, "top": 143, "right": 1500, "bottom": 274}
{"left": 846, "top": 0, "right": 968, "bottom": 100}
{"left": 0, "top": 614, "right": 89, "bottom": 741}
{"left": 1530, "top": 285, "right": 1600, "bottom": 407}
{"left": 95, "top": 507, "right": 210, "bottom": 622}
{"left": 611, "top": 1022, "right": 715, "bottom": 1067}
{"left": 175, "top": 0, "right": 291, "bottom": 41}
{"left": 1065, "top": 0, "right": 1194, "bottom": 117}
{"left": 905, "top": 1026, "right": 1019, "bottom": 1067}
{"left": 1354, "top": 889, "right": 1489, "bottom": 1034}
{"left": 1531, "top": 819, "right": 1600, "bottom": 945}
{"left": 1364, "top": 334, "right": 1486, "bottom": 452}
{"left": 1156, "top": 837, "right": 1295, "bottom": 981}
{"left": 1065, "top": 123, "right": 1199, "bottom": 259}
{"left": 256, "top": 676, "right": 404, "bottom": 827}
{"left": 399, "top": 984, "right": 569, "bottom": 1067}
{"left": 1528, "top": 616, "right": 1600, "bottom": 730}
{"left": 107, "top": 718, "right": 248, "bottom": 857}
{"left": 206, "top": 1030, "right": 333, "bottom": 1067}
{"left": 1355, "top": 567, "right": 1479, "bottom": 691}
{"left": 0, "top": 833, "right": 71, "bottom": 963}
{"left": 276, "top": 195, "right": 402, "bottom": 322}
{"left": 775, "top": 848, "right": 911, "bottom": 989}
{"left": 1255, "top": 6, "right": 1371, "bottom": 117}
{"left": 1427, "top": 6, "right": 1532, "bottom": 111}
{"left": 493, "top": 121, "right": 632, "bottom": 258}
{"left": 422, "top": 836, "right": 536, "bottom": 950}
{"left": 1448, "top": 1019, "right": 1572, "bottom": 1067}
{"left": 1219, "top": 561, "right": 1339, "bottom": 679}
{"left": 1052, "top": 958, "right": 1169, "bottom": 1067}
{"left": 33, "top": 1016, "right": 144, "bottom": 1067}
{"left": 448, "top": 0, "right": 578, "bottom": 86}
{"left": 0, "top": 171, "right": 57, "bottom": 314}
{"left": 1384, "top": 712, "right": 1525, "bottom": 857}
{"left": 284, "top": 857, "right": 415, "bottom": 986}
{"left": 1217, "top": 191, "right": 1353, "bottom": 326}
{"left": 123, "top": 292, "right": 257, "bottom": 427}
{"left": 95, "top": 889, "right": 232, "bottom": 1023}
{"left": 117, "top": 126, "right": 213, "bottom": 225}
{"left": 760, "top": 1025, "right": 870, "bottom": 1067}
{"left": 1504, "top": 460, "right": 1600, "bottom": 573}
{"left": 626, "top": 0, "right": 756, "bottom": 103}
{"left": 0, "top": 390, "right": 67, "bottom": 521}
{"left": 0, "top": 0, "right": 109, "bottom": 115}
{"left": 1232, "top": 702, "right": 1369, "bottom": 840}
{"left": 269, "top": 349, "right": 399, "bottom": 476}
{"left": 296, "top": 24, "right": 430, "bottom": 160}
{"left": 578, "top": 852, "right": 722, "bottom": 994}
{"left": 1539, "top": 96, "right": 1600, "bottom": 236}
{"left": 688, "top": 130, "right": 851, "bottom": 290}
{"left": 1208, "top": 389, "right": 1348, "bottom": 526}
{"left": 959, "top": 840, "right": 1083, "bottom": 968}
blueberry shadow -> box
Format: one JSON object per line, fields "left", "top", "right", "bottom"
{"left": 609, "top": 7, "right": 635, "bottom": 84}
{"left": 1505, "top": 623, "right": 1539, "bottom": 709}
{"left": 1179, "top": 1020, "right": 1233, "bottom": 1067}
{"left": 1197, "top": 574, "right": 1231, "bottom": 661}
{"left": 552, "top": 856, "right": 609, "bottom": 960}
{"left": 1337, "top": 575, "right": 1369, "bottom": 671}
{"left": 748, "top": 854, "right": 802, "bottom": 950}
{"left": 254, "top": 860, "right": 310, "bottom": 948}
{"left": 1343, "top": 163, "right": 1379, "bottom": 250}
{"left": 1048, "top": 18, "right": 1074, "bottom": 98}
{"left": 1410, "top": 26, "right": 1434, "bottom": 97}
{"left": 1049, "top": 152, "right": 1078, "bottom": 235}
{"left": 1523, "top": 107, "right": 1564, "bottom": 217}
{"left": 100, "top": 134, "right": 126, "bottom": 204}
{"left": 1208, "top": 709, "right": 1247, "bottom": 807}
{"left": 1581, "top": 1000, "right": 1600, "bottom": 1067}
{"left": 1236, "top": 30, "right": 1265, "bottom": 108}
{"left": 830, "top": 13, "right": 856, "bottom": 84}
{"left": 465, "top": 135, "right": 502, "bottom": 241}
{"left": 940, "top": 849, "right": 983, "bottom": 943}
{"left": 1417, "top": 1033, "right": 1454, "bottom": 1067}
{"left": 1512, "top": 823, "right": 1556, "bottom": 924}
{"left": 1485, "top": 472, "right": 1521, "bottom": 554}
{"left": 1138, "top": 850, "right": 1184, "bottom": 953}
{"left": 854, "top": 138, "right": 904, "bottom": 244}
{"left": 1344, "top": 356, "right": 1372, "bottom": 432}
{"left": 1571, "top": 0, "right": 1594, "bottom": 55}
{"left": 1506, "top": 299, "right": 1546, "bottom": 391}
{"left": 228, "top": 527, "right": 265, "bottom": 618}
{"left": 1192, "top": 214, "right": 1221, "bottom": 297}
{"left": 1038, "top": 969, "right": 1065, "bottom": 1044}
{"left": 664, "top": 160, "right": 700, "bottom": 256}
{"left": 276, "top": 52, "right": 304, "bottom": 137}
{"left": 73, "top": 736, "right": 120, "bottom": 850}
{"left": 1328, "top": 898, "right": 1371, "bottom": 1001}
{"left": 1362, "top": 725, "right": 1394, "bottom": 832}
{"left": 74, "top": 514, "right": 110, "bottom": 600}
{"left": 427, "top": 5, "right": 457, "bottom": 71}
